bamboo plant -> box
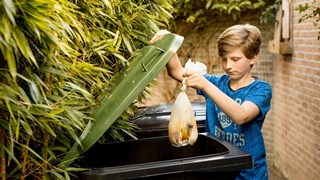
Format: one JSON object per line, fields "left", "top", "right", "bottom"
{"left": 0, "top": 0, "right": 175, "bottom": 179}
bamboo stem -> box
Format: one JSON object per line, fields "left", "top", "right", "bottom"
{"left": 0, "top": 127, "right": 5, "bottom": 180}
{"left": 20, "top": 135, "right": 30, "bottom": 180}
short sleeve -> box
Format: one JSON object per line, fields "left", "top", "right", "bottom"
{"left": 245, "top": 82, "right": 272, "bottom": 121}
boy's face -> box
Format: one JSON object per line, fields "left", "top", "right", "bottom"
{"left": 221, "top": 48, "right": 256, "bottom": 81}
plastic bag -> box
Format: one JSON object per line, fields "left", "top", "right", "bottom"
{"left": 168, "top": 59, "right": 206, "bottom": 147}
{"left": 168, "top": 90, "right": 198, "bottom": 147}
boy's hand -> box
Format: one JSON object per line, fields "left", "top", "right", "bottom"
{"left": 183, "top": 70, "right": 210, "bottom": 91}
{"left": 149, "top": 30, "right": 171, "bottom": 43}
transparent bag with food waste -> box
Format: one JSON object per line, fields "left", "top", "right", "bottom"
{"left": 168, "top": 59, "right": 207, "bottom": 147}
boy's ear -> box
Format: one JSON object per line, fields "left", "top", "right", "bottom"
{"left": 250, "top": 55, "right": 257, "bottom": 65}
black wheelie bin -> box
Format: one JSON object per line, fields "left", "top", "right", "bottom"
{"left": 70, "top": 33, "right": 253, "bottom": 179}
{"left": 80, "top": 133, "right": 252, "bottom": 180}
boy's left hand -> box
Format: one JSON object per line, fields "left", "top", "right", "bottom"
{"left": 149, "top": 30, "right": 170, "bottom": 44}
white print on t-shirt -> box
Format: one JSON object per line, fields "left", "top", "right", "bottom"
{"left": 215, "top": 125, "right": 245, "bottom": 146}
{"left": 217, "top": 111, "right": 232, "bottom": 128}
{"left": 216, "top": 98, "right": 242, "bottom": 129}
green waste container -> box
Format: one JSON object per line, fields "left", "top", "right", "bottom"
{"left": 61, "top": 33, "right": 184, "bottom": 167}
{"left": 65, "top": 33, "right": 253, "bottom": 179}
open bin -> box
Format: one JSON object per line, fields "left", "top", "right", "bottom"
{"left": 63, "top": 33, "right": 253, "bottom": 179}
{"left": 79, "top": 133, "right": 252, "bottom": 180}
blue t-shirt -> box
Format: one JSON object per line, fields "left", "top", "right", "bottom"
{"left": 197, "top": 74, "right": 272, "bottom": 180}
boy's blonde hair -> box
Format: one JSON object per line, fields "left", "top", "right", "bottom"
{"left": 217, "top": 24, "right": 261, "bottom": 59}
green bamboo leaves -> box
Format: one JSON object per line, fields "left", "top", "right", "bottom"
{"left": 172, "top": 0, "right": 279, "bottom": 28}
{"left": 0, "top": 0, "right": 176, "bottom": 179}
{"left": 3, "top": 0, "right": 16, "bottom": 25}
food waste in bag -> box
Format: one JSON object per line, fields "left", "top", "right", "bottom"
{"left": 168, "top": 89, "right": 198, "bottom": 147}
{"left": 168, "top": 59, "right": 206, "bottom": 147}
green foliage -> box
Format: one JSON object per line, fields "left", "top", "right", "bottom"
{"left": 295, "top": 1, "right": 320, "bottom": 40}
{"left": 0, "top": 0, "right": 175, "bottom": 178}
{"left": 171, "top": 0, "right": 279, "bottom": 29}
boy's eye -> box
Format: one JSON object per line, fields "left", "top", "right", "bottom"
{"left": 232, "top": 57, "right": 241, "bottom": 61}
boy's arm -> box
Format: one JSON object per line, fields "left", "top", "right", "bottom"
{"left": 150, "top": 30, "right": 184, "bottom": 82}
{"left": 184, "top": 71, "right": 260, "bottom": 125}
{"left": 203, "top": 83, "right": 260, "bottom": 125}
{"left": 166, "top": 54, "right": 184, "bottom": 82}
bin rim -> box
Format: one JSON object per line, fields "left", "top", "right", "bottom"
{"left": 80, "top": 133, "right": 253, "bottom": 179}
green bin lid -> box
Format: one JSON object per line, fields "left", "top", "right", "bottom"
{"left": 61, "top": 33, "right": 184, "bottom": 168}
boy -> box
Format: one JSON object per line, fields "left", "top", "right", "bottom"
{"left": 151, "top": 24, "right": 272, "bottom": 179}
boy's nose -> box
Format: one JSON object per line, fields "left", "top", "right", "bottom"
{"left": 226, "top": 59, "right": 233, "bottom": 69}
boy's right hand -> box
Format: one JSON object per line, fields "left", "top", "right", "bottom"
{"left": 149, "top": 30, "right": 171, "bottom": 44}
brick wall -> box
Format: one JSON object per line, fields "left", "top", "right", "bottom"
{"left": 142, "top": 1, "right": 320, "bottom": 179}
{"left": 272, "top": 1, "right": 320, "bottom": 179}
